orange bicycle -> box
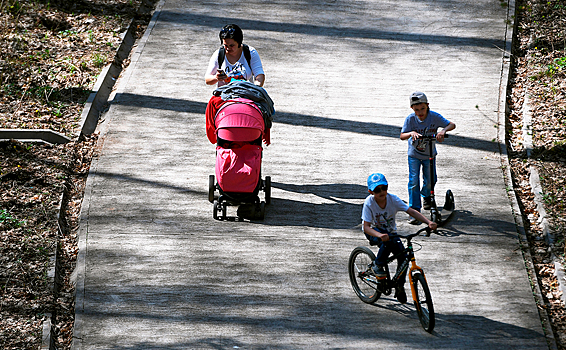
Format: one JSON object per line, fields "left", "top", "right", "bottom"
{"left": 348, "top": 227, "right": 435, "bottom": 332}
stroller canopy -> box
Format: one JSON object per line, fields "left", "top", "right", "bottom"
{"left": 216, "top": 100, "right": 264, "bottom": 130}
{"left": 215, "top": 100, "right": 264, "bottom": 142}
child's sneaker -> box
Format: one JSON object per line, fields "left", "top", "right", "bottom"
{"left": 408, "top": 217, "right": 421, "bottom": 225}
{"left": 371, "top": 262, "right": 387, "bottom": 278}
{"left": 408, "top": 208, "right": 422, "bottom": 225}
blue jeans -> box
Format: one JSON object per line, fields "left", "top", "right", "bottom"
{"left": 368, "top": 235, "right": 408, "bottom": 284}
{"left": 408, "top": 156, "right": 436, "bottom": 210}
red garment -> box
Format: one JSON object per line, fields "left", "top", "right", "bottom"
{"left": 205, "top": 95, "right": 225, "bottom": 144}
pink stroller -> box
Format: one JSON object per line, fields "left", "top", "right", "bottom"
{"left": 207, "top": 98, "right": 271, "bottom": 220}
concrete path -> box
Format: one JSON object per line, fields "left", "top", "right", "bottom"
{"left": 73, "top": 0, "right": 550, "bottom": 349}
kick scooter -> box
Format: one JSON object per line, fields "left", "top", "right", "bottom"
{"left": 419, "top": 134, "right": 455, "bottom": 230}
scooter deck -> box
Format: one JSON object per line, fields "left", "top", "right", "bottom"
{"left": 437, "top": 207, "right": 454, "bottom": 226}
{"left": 432, "top": 189, "right": 455, "bottom": 226}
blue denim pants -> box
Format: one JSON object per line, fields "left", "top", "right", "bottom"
{"left": 365, "top": 234, "right": 408, "bottom": 284}
{"left": 408, "top": 156, "right": 436, "bottom": 210}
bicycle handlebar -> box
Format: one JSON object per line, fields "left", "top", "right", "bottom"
{"left": 390, "top": 227, "right": 431, "bottom": 240}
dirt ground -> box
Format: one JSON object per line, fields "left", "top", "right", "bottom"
{"left": 0, "top": 0, "right": 564, "bottom": 349}
{"left": 0, "top": 0, "right": 155, "bottom": 348}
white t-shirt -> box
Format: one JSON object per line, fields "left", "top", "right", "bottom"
{"left": 361, "top": 193, "right": 409, "bottom": 234}
{"left": 205, "top": 45, "right": 265, "bottom": 87}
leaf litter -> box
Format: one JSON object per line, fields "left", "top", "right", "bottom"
{"left": 0, "top": 0, "right": 156, "bottom": 348}
{"left": 507, "top": 0, "right": 566, "bottom": 348}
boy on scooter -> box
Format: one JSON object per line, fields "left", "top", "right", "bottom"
{"left": 400, "top": 92, "right": 456, "bottom": 224}
{"left": 361, "top": 173, "right": 437, "bottom": 303}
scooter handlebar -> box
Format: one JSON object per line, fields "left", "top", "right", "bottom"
{"left": 420, "top": 133, "right": 449, "bottom": 140}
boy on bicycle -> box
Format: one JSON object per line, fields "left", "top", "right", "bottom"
{"left": 400, "top": 91, "right": 456, "bottom": 224}
{"left": 361, "top": 173, "right": 437, "bottom": 303}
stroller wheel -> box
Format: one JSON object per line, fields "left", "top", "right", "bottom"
{"left": 264, "top": 176, "right": 271, "bottom": 205}
{"left": 258, "top": 202, "right": 266, "bottom": 220}
{"left": 213, "top": 200, "right": 221, "bottom": 220}
{"left": 208, "top": 175, "right": 215, "bottom": 203}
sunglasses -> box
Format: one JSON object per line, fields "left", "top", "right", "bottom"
{"left": 373, "top": 185, "right": 388, "bottom": 193}
{"left": 220, "top": 27, "right": 236, "bottom": 38}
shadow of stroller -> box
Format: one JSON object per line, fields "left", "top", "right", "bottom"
{"left": 252, "top": 181, "right": 366, "bottom": 229}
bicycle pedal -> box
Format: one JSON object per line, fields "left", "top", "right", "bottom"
{"left": 375, "top": 280, "right": 389, "bottom": 294}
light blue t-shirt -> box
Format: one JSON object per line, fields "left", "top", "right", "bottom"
{"left": 401, "top": 110, "right": 451, "bottom": 160}
{"left": 361, "top": 193, "right": 409, "bottom": 234}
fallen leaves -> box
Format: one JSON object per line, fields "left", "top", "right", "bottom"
{"left": 508, "top": 0, "right": 566, "bottom": 348}
{"left": 0, "top": 1, "right": 150, "bottom": 349}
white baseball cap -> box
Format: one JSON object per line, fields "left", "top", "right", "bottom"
{"left": 410, "top": 91, "right": 428, "bottom": 106}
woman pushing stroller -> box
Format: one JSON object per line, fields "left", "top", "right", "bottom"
{"left": 204, "top": 24, "right": 274, "bottom": 220}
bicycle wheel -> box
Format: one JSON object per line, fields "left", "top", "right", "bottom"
{"left": 412, "top": 272, "right": 435, "bottom": 333}
{"left": 348, "top": 246, "right": 381, "bottom": 304}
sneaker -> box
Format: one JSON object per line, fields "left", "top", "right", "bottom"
{"left": 423, "top": 197, "right": 432, "bottom": 210}
{"left": 408, "top": 217, "right": 421, "bottom": 225}
{"left": 395, "top": 285, "right": 407, "bottom": 304}
{"left": 408, "top": 208, "right": 422, "bottom": 225}
{"left": 371, "top": 262, "right": 387, "bottom": 278}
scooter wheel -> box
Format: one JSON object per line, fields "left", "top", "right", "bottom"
{"left": 431, "top": 212, "right": 441, "bottom": 224}
{"left": 444, "top": 189, "right": 455, "bottom": 211}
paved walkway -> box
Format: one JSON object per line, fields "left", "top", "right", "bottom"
{"left": 72, "top": 0, "right": 551, "bottom": 349}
